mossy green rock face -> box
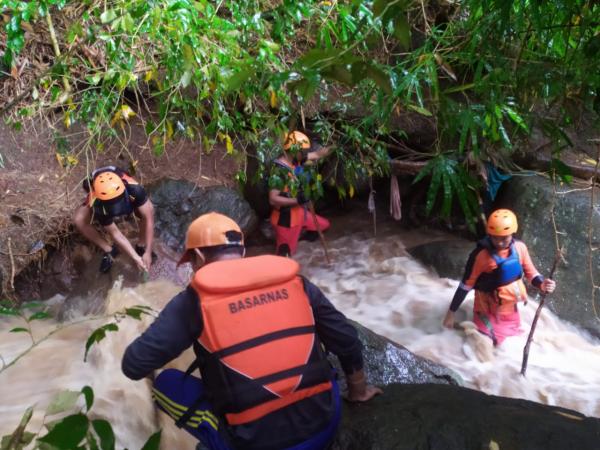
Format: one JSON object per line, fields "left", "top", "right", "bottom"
{"left": 496, "top": 174, "right": 600, "bottom": 338}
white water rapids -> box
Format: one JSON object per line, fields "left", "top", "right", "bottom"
{"left": 1, "top": 218, "right": 599, "bottom": 448}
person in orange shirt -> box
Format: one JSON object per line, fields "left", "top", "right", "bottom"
{"left": 269, "top": 131, "right": 333, "bottom": 256}
{"left": 442, "top": 209, "right": 556, "bottom": 346}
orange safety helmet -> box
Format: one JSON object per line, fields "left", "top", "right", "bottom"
{"left": 487, "top": 209, "right": 518, "bottom": 236}
{"left": 178, "top": 212, "right": 244, "bottom": 265}
{"left": 93, "top": 171, "right": 126, "bottom": 201}
{"left": 283, "top": 131, "right": 311, "bottom": 151}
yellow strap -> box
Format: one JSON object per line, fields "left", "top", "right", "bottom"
{"left": 152, "top": 388, "right": 219, "bottom": 430}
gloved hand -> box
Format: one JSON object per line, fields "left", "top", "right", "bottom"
{"left": 296, "top": 191, "right": 310, "bottom": 205}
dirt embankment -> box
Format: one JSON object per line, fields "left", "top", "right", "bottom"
{"left": 0, "top": 117, "right": 240, "bottom": 299}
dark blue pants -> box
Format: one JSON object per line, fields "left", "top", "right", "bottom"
{"left": 153, "top": 369, "right": 341, "bottom": 450}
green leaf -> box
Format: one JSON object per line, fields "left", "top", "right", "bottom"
{"left": 551, "top": 158, "right": 573, "bottom": 184}
{"left": 322, "top": 65, "right": 354, "bottom": 86}
{"left": 121, "top": 13, "right": 134, "bottom": 33}
{"left": 37, "top": 414, "right": 89, "bottom": 448}
{"left": 392, "top": 15, "right": 410, "bottom": 50}
{"left": 0, "top": 406, "right": 34, "bottom": 450}
{"left": 124, "top": 307, "right": 145, "bottom": 320}
{"left": 182, "top": 44, "right": 195, "bottom": 69}
{"left": 292, "top": 77, "right": 319, "bottom": 103}
{"left": 0, "top": 304, "right": 19, "bottom": 316}
{"left": 366, "top": 65, "right": 392, "bottom": 95}
{"left": 21, "top": 301, "right": 45, "bottom": 309}
{"left": 92, "top": 420, "right": 115, "bottom": 450}
{"left": 425, "top": 164, "right": 442, "bottom": 215}
{"left": 9, "top": 327, "right": 29, "bottom": 333}
{"left": 180, "top": 70, "right": 192, "bottom": 88}
{"left": 84, "top": 323, "right": 119, "bottom": 362}
{"left": 502, "top": 106, "right": 529, "bottom": 132}
{"left": 372, "top": 0, "right": 388, "bottom": 17}
{"left": 443, "top": 83, "right": 475, "bottom": 94}
{"left": 350, "top": 62, "right": 369, "bottom": 84}
{"left": 449, "top": 173, "right": 476, "bottom": 232}
{"left": 407, "top": 104, "right": 432, "bottom": 116}
{"left": 297, "top": 48, "right": 341, "bottom": 69}
{"left": 225, "top": 69, "right": 253, "bottom": 92}
{"left": 46, "top": 390, "right": 81, "bottom": 416}
{"left": 28, "top": 311, "right": 50, "bottom": 321}
{"left": 81, "top": 386, "right": 94, "bottom": 412}
{"left": 140, "top": 430, "right": 162, "bottom": 450}
{"left": 413, "top": 159, "right": 434, "bottom": 184}
{"left": 100, "top": 9, "right": 117, "bottom": 24}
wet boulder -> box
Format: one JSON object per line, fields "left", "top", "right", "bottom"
{"left": 406, "top": 239, "right": 474, "bottom": 281}
{"left": 495, "top": 174, "right": 600, "bottom": 338}
{"left": 332, "top": 383, "right": 600, "bottom": 450}
{"left": 329, "top": 322, "right": 600, "bottom": 450}
{"left": 149, "top": 180, "right": 258, "bottom": 252}
{"left": 330, "top": 321, "right": 461, "bottom": 389}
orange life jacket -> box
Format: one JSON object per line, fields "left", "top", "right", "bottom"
{"left": 473, "top": 241, "right": 528, "bottom": 315}
{"left": 270, "top": 159, "right": 305, "bottom": 228}
{"left": 191, "top": 255, "right": 332, "bottom": 426}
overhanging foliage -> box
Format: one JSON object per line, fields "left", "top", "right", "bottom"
{"left": 1, "top": 0, "right": 599, "bottom": 224}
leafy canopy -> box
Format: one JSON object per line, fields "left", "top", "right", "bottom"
{"left": 1, "top": 0, "right": 599, "bottom": 223}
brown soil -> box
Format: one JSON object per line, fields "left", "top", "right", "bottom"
{"left": 0, "top": 117, "right": 241, "bottom": 299}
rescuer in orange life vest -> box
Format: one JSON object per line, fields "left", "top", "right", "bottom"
{"left": 442, "top": 209, "right": 557, "bottom": 346}
{"left": 269, "top": 131, "right": 333, "bottom": 257}
{"left": 122, "top": 212, "right": 381, "bottom": 450}
{"left": 73, "top": 166, "right": 155, "bottom": 273}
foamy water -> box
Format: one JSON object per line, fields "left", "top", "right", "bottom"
{"left": 0, "top": 278, "right": 196, "bottom": 449}
{"left": 294, "top": 227, "right": 600, "bottom": 418}
{"left": 1, "top": 222, "right": 600, "bottom": 449}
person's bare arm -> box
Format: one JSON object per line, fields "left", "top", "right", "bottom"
{"left": 104, "top": 223, "right": 146, "bottom": 270}
{"left": 136, "top": 200, "right": 155, "bottom": 269}
{"left": 305, "top": 145, "right": 333, "bottom": 164}
{"left": 269, "top": 189, "right": 302, "bottom": 208}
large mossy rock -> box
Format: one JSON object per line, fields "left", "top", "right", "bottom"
{"left": 149, "top": 180, "right": 258, "bottom": 252}
{"left": 332, "top": 383, "right": 600, "bottom": 450}
{"left": 495, "top": 174, "right": 600, "bottom": 337}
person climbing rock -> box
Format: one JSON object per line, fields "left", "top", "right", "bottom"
{"left": 269, "top": 131, "right": 333, "bottom": 257}
{"left": 73, "top": 166, "right": 155, "bottom": 273}
{"left": 122, "top": 212, "right": 381, "bottom": 450}
{"left": 442, "top": 209, "right": 556, "bottom": 346}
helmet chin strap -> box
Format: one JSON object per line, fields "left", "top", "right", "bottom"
{"left": 192, "top": 248, "right": 206, "bottom": 268}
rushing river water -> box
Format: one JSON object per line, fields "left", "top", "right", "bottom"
{"left": 1, "top": 215, "right": 599, "bottom": 448}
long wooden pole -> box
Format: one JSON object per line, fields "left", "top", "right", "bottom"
{"left": 520, "top": 250, "right": 562, "bottom": 376}
{"left": 308, "top": 201, "right": 331, "bottom": 265}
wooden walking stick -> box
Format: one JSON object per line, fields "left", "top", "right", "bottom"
{"left": 520, "top": 249, "right": 562, "bottom": 376}
{"left": 308, "top": 201, "right": 331, "bottom": 265}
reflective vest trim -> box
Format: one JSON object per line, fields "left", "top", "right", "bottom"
{"left": 225, "top": 381, "right": 332, "bottom": 426}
